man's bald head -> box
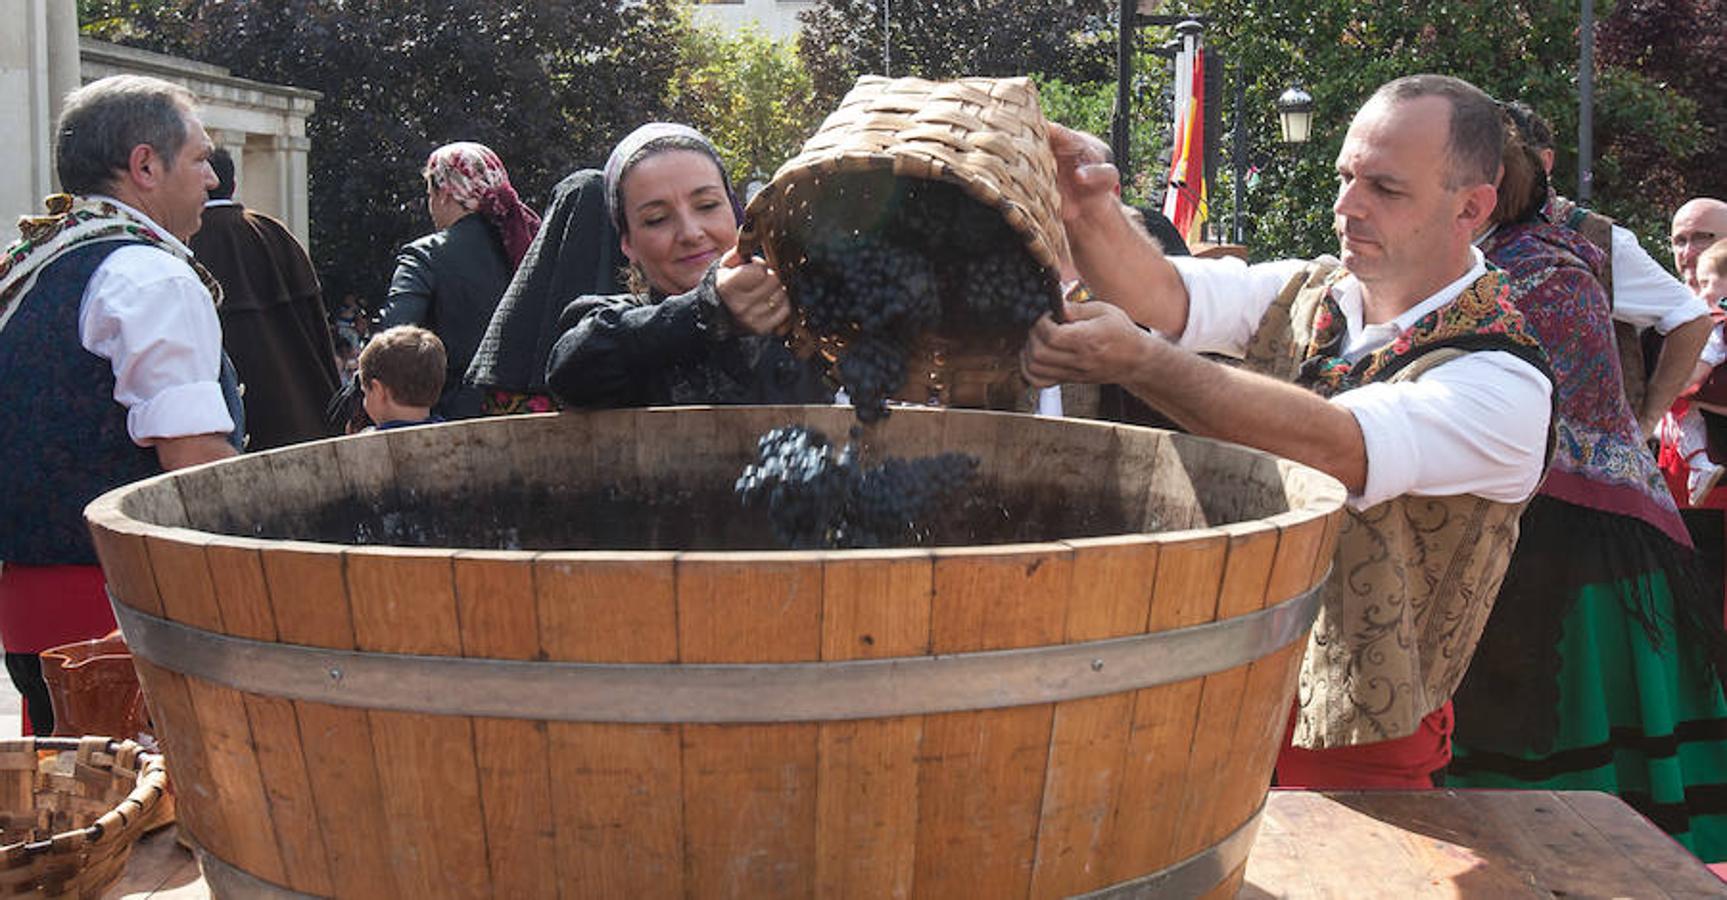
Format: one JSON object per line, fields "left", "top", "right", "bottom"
{"left": 1672, "top": 197, "right": 1727, "bottom": 294}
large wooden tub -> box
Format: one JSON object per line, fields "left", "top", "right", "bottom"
{"left": 86, "top": 407, "right": 1343, "bottom": 898}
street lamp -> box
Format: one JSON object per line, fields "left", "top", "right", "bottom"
{"left": 1276, "top": 85, "right": 1315, "bottom": 144}
{"left": 1231, "top": 83, "right": 1317, "bottom": 243}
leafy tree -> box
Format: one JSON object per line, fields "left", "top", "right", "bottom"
{"left": 1189, "top": 0, "right": 1702, "bottom": 261}
{"left": 81, "top": 0, "right": 688, "bottom": 308}
{"left": 666, "top": 22, "right": 824, "bottom": 189}
{"left": 800, "top": 0, "right": 1115, "bottom": 109}
{"left": 1035, "top": 49, "right": 1172, "bottom": 203}
{"left": 1597, "top": 0, "right": 1727, "bottom": 250}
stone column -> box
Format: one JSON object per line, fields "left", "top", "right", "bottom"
{"left": 208, "top": 127, "right": 248, "bottom": 198}
{"left": 281, "top": 133, "right": 312, "bottom": 248}
{"left": 0, "top": 0, "right": 77, "bottom": 242}
{"left": 241, "top": 132, "right": 313, "bottom": 247}
{"left": 45, "top": 0, "right": 78, "bottom": 143}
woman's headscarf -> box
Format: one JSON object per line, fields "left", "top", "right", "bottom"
{"left": 602, "top": 123, "right": 743, "bottom": 234}
{"left": 424, "top": 142, "right": 542, "bottom": 267}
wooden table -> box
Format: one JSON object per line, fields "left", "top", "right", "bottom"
{"left": 102, "top": 789, "right": 1727, "bottom": 898}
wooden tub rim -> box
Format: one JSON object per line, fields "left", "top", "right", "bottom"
{"left": 84, "top": 465, "right": 1345, "bottom": 565}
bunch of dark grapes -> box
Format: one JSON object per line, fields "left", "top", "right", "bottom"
{"left": 961, "top": 249, "right": 1055, "bottom": 332}
{"left": 736, "top": 425, "right": 980, "bottom": 549}
{"left": 796, "top": 231, "right": 939, "bottom": 335}
{"left": 835, "top": 334, "right": 908, "bottom": 424}
{"left": 790, "top": 174, "right": 1058, "bottom": 423}
{"left": 734, "top": 426, "right": 848, "bottom": 547}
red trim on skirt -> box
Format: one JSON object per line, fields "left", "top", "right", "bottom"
{"left": 0, "top": 564, "right": 117, "bottom": 654}
{"left": 1275, "top": 701, "right": 1454, "bottom": 789}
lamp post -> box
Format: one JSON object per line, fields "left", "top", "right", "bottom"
{"left": 1230, "top": 84, "right": 1314, "bottom": 244}
{"left": 1276, "top": 85, "right": 1315, "bottom": 145}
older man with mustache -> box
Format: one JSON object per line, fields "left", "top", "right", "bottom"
{"left": 1023, "top": 74, "right": 1553, "bottom": 788}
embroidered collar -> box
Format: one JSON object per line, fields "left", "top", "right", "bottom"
{"left": 1298, "top": 267, "right": 1543, "bottom": 396}
{"left": 0, "top": 193, "right": 221, "bottom": 337}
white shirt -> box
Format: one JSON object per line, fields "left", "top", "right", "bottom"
{"left": 76, "top": 197, "right": 233, "bottom": 445}
{"left": 1168, "top": 249, "right": 1552, "bottom": 511}
{"left": 1701, "top": 324, "right": 1727, "bottom": 369}
{"left": 1608, "top": 224, "right": 1707, "bottom": 333}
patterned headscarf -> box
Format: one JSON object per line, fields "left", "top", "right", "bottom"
{"left": 424, "top": 142, "right": 542, "bottom": 268}
{"left": 603, "top": 123, "right": 742, "bottom": 234}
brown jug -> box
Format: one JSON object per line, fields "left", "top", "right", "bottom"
{"left": 39, "top": 631, "right": 149, "bottom": 740}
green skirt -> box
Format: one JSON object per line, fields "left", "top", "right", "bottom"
{"left": 1450, "top": 572, "right": 1727, "bottom": 862}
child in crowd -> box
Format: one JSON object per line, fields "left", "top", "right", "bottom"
{"left": 1670, "top": 241, "right": 1727, "bottom": 504}
{"left": 332, "top": 293, "right": 372, "bottom": 378}
{"left": 357, "top": 325, "right": 447, "bottom": 431}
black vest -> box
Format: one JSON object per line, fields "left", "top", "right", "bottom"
{"left": 0, "top": 240, "right": 233, "bottom": 565}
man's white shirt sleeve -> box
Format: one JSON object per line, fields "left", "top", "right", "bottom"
{"left": 1168, "top": 255, "right": 1311, "bottom": 355}
{"left": 78, "top": 244, "right": 234, "bottom": 445}
{"left": 1330, "top": 353, "right": 1549, "bottom": 508}
{"left": 1610, "top": 224, "right": 1707, "bottom": 333}
{"left": 1166, "top": 254, "right": 1550, "bottom": 511}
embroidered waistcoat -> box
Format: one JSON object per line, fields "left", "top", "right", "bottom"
{"left": 1242, "top": 262, "right": 1551, "bottom": 748}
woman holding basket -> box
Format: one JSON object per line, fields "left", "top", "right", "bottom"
{"left": 544, "top": 124, "right": 829, "bottom": 408}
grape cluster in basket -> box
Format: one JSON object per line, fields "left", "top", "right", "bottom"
{"left": 786, "top": 173, "right": 1056, "bottom": 422}
{"left": 736, "top": 425, "right": 979, "bottom": 549}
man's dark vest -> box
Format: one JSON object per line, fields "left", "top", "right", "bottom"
{"left": 1, "top": 241, "right": 171, "bottom": 565}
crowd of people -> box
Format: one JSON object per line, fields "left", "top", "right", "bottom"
{"left": 4, "top": 71, "right": 1727, "bottom": 864}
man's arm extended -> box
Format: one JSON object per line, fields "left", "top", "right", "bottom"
{"left": 1642, "top": 314, "right": 1711, "bottom": 436}
{"left": 1049, "top": 123, "right": 1192, "bottom": 335}
{"left": 1022, "top": 301, "right": 1368, "bottom": 491}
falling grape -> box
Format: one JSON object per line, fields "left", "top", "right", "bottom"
{"left": 736, "top": 425, "right": 980, "bottom": 548}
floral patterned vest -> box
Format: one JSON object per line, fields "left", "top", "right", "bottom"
{"left": 1243, "top": 262, "right": 1553, "bottom": 748}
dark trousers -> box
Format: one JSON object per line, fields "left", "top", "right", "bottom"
{"left": 4, "top": 652, "right": 52, "bottom": 735}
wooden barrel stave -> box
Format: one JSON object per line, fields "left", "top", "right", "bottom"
{"left": 345, "top": 549, "right": 490, "bottom": 898}
{"left": 263, "top": 544, "right": 401, "bottom": 898}
{"left": 914, "top": 545, "right": 1071, "bottom": 898}
{"left": 1172, "top": 524, "right": 1283, "bottom": 864}
{"left": 678, "top": 553, "right": 824, "bottom": 896}
{"left": 816, "top": 552, "right": 930, "bottom": 898}
{"left": 454, "top": 554, "right": 557, "bottom": 897}
{"left": 144, "top": 534, "right": 289, "bottom": 886}
{"left": 205, "top": 538, "right": 332, "bottom": 896}
{"left": 1026, "top": 538, "right": 1160, "bottom": 898}
{"left": 538, "top": 552, "right": 681, "bottom": 898}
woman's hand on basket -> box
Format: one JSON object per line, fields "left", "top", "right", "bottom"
{"left": 716, "top": 248, "right": 793, "bottom": 336}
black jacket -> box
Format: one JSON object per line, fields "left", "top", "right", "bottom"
{"left": 544, "top": 269, "right": 830, "bottom": 409}
{"left": 383, "top": 214, "right": 512, "bottom": 419}
{"left": 466, "top": 169, "right": 624, "bottom": 396}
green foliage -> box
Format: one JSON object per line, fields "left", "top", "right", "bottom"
{"left": 80, "top": 0, "right": 689, "bottom": 308}
{"left": 1189, "top": 0, "right": 1704, "bottom": 262}
{"left": 800, "top": 0, "right": 1115, "bottom": 110}
{"left": 665, "top": 22, "right": 824, "bottom": 188}
{"left": 1034, "top": 61, "right": 1170, "bottom": 204}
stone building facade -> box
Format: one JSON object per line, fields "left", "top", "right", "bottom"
{"left": 1, "top": 0, "right": 317, "bottom": 247}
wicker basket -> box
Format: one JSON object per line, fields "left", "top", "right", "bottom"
{"left": 739, "top": 75, "right": 1068, "bottom": 409}
{"left": 0, "top": 738, "right": 169, "bottom": 898}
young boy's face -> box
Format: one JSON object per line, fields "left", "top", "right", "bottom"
{"left": 1700, "top": 267, "right": 1724, "bottom": 304}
